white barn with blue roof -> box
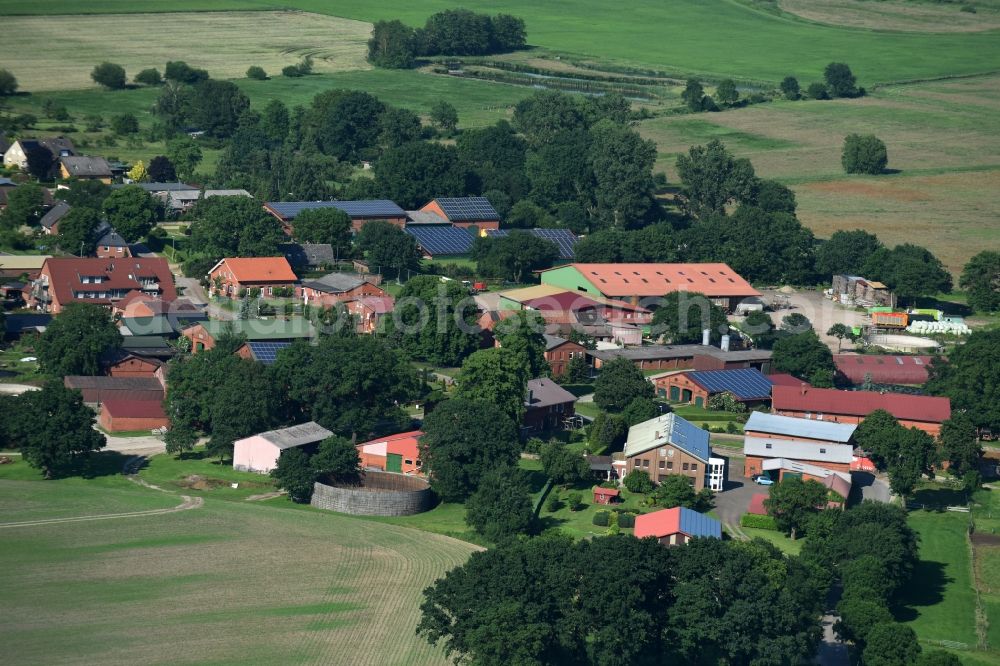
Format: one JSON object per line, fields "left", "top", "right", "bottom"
{"left": 622, "top": 413, "right": 725, "bottom": 492}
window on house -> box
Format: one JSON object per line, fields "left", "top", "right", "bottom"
{"left": 819, "top": 448, "right": 826, "bottom": 454}
{"left": 765, "top": 443, "right": 772, "bottom": 449}
{"left": 682, "top": 462, "right": 689, "bottom": 471}
{"left": 658, "top": 460, "right": 665, "bottom": 469}
{"left": 666, "top": 461, "right": 673, "bottom": 470}
{"left": 404, "top": 459, "right": 413, "bottom": 465}
{"left": 690, "top": 463, "right": 697, "bottom": 472}
{"left": 642, "top": 459, "right": 650, "bottom": 468}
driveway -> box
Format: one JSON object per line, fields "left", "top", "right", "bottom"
{"left": 851, "top": 471, "right": 892, "bottom": 504}
{"left": 713, "top": 457, "right": 765, "bottom": 528}
{"left": 753, "top": 288, "right": 867, "bottom": 351}
{"left": 174, "top": 273, "right": 232, "bottom": 320}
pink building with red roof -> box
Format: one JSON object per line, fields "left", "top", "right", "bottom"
{"left": 771, "top": 385, "right": 950, "bottom": 437}
{"left": 357, "top": 430, "right": 424, "bottom": 475}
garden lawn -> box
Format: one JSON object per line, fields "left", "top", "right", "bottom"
{"left": 896, "top": 494, "right": 978, "bottom": 648}
{"left": 742, "top": 527, "right": 803, "bottom": 556}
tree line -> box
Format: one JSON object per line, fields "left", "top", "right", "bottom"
{"left": 368, "top": 10, "right": 527, "bottom": 69}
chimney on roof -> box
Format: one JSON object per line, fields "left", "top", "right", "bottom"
{"left": 702, "top": 329, "right": 710, "bottom": 346}
{"left": 800, "top": 384, "right": 807, "bottom": 396}
{"left": 654, "top": 431, "right": 660, "bottom": 439}
{"left": 721, "top": 334, "right": 730, "bottom": 352}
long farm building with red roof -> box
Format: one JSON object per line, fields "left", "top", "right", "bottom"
{"left": 539, "top": 263, "right": 759, "bottom": 310}
{"left": 771, "top": 385, "right": 951, "bottom": 437}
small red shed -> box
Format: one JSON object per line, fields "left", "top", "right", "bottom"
{"left": 593, "top": 486, "right": 620, "bottom": 505}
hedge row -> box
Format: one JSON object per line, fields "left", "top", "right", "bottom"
{"left": 740, "top": 513, "right": 778, "bottom": 530}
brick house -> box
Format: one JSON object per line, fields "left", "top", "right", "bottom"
{"left": 64, "top": 376, "right": 164, "bottom": 405}
{"left": 544, "top": 334, "right": 588, "bottom": 377}
{"left": 300, "top": 272, "right": 387, "bottom": 309}
{"left": 99, "top": 399, "right": 169, "bottom": 432}
{"left": 623, "top": 413, "right": 721, "bottom": 492}
{"left": 207, "top": 257, "right": 298, "bottom": 299}
{"left": 523, "top": 378, "right": 577, "bottom": 432}
{"left": 770, "top": 385, "right": 951, "bottom": 437}
{"left": 94, "top": 223, "right": 132, "bottom": 258}
{"left": 653, "top": 368, "right": 773, "bottom": 408}
{"left": 182, "top": 319, "right": 315, "bottom": 354}
{"left": 742, "top": 412, "right": 857, "bottom": 478}
{"left": 588, "top": 344, "right": 772, "bottom": 373}
{"left": 357, "top": 430, "right": 424, "bottom": 475}
{"left": 350, "top": 296, "right": 395, "bottom": 334}
{"left": 634, "top": 507, "right": 722, "bottom": 545}
{"left": 30, "top": 257, "right": 176, "bottom": 313}
{"left": 419, "top": 197, "right": 500, "bottom": 230}
{"left": 40, "top": 202, "right": 71, "bottom": 235}
{"left": 102, "top": 351, "right": 164, "bottom": 378}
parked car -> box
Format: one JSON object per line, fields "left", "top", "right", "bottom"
{"left": 753, "top": 475, "right": 774, "bottom": 486}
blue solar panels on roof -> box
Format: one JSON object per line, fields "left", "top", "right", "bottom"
{"left": 404, "top": 226, "right": 475, "bottom": 256}
{"left": 486, "top": 228, "right": 578, "bottom": 259}
{"left": 246, "top": 341, "right": 293, "bottom": 365}
{"left": 266, "top": 200, "right": 405, "bottom": 220}
{"left": 678, "top": 508, "right": 723, "bottom": 539}
{"left": 687, "top": 368, "right": 773, "bottom": 401}
{"left": 433, "top": 197, "right": 499, "bottom": 222}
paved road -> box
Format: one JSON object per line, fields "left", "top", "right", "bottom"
{"left": 174, "top": 273, "right": 232, "bottom": 320}
{"left": 714, "top": 457, "right": 765, "bottom": 530}
{"left": 852, "top": 471, "right": 893, "bottom": 504}
{"left": 0, "top": 383, "right": 41, "bottom": 395}
{"left": 102, "top": 431, "right": 168, "bottom": 456}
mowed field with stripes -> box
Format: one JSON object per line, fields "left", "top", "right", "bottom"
{"left": 0, "top": 462, "right": 475, "bottom": 666}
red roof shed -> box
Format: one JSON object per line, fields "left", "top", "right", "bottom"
{"left": 99, "top": 399, "right": 168, "bottom": 432}
{"left": 593, "top": 486, "right": 620, "bottom": 505}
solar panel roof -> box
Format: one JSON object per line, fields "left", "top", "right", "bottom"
{"left": 404, "top": 225, "right": 475, "bottom": 256}
{"left": 485, "top": 228, "right": 578, "bottom": 259}
{"left": 246, "top": 341, "right": 293, "bottom": 366}
{"left": 265, "top": 200, "right": 405, "bottom": 220}
{"left": 434, "top": 197, "right": 499, "bottom": 222}
{"left": 687, "top": 368, "right": 774, "bottom": 400}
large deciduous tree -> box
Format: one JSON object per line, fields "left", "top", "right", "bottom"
{"left": 651, "top": 473, "right": 714, "bottom": 512}
{"left": 56, "top": 206, "right": 102, "bottom": 256}
{"left": 188, "top": 195, "right": 283, "bottom": 260}
{"left": 824, "top": 62, "right": 860, "bottom": 98}
{"left": 815, "top": 229, "right": 884, "bottom": 279}
{"left": 36, "top": 303, "right": 122, "bottom": 376}
{"left": 651, "top": 291, "right": 729, "bottom": 345}
{"left": 455, "top": 347, "right": 529, "bottom": 423}
{"left": 91, "top": 62, "right": 127, "bottom": 89}
{"left": 420, "top": 398, "right": 520, "bottom": 502}
{"left": 464, "top": 466, "right": 534, "bottom": 542}
{"left": 540, "top": 441, "right": 590, "bottom": 486}
{"left": 384, "top": 275, "right": 480, "bottom": 367}
{"left": 2, "top": 183, "right": 46, "bottom": 228}
{"left": 471, "top": 231, "right": 559, "bottom": 283}
{"left": 927, "top": 329, "right": 1000, "bottom": 432}
{"left": 291, "top": 207, "right": 352, "bottom": 247}
{"left": 939, "top": 413, "right": 982, "bottom": 476}
{"left": 147, "top": 156, "right": 177, "bottom": 182}
{"left": 375, "top": 141, "right": 466, "bottom": 208}
{"left": 593, "top": 357, "right": 654, "bottom": 413}
{"left": 862, "top": 623, "right": 921, "bottom": 666}
{"left": 772, "top": 331, "right": 836, "bottom": 387}
{"left": 270, "top": 336, "right": 416, "bottom": 439}
{"left": 354, "top": 219, "right": 422, "bottom": 280}
{"left": 960, "top": 250, "right": 1000, "bottom": 313}
{"left": 3, "top": 380, "right": 106, "bottom": 478}
{"left": 367, "top": 19, "right": 417, "bottom": 69}
{"left": 102, "top": 185, "right": 161, "bottom": 241}
{"left": 862, "top": 243, "right": 952, "bottom": 303}
{"left": 588, "top": 119, "right": 657, "bottom": 227}
{"left": 764, "top": 476, "right": 828, "bottom": 540}
{"left": 676, "top": 139, "right": 757, "bottom": 217}
{"left": 842, "top": 134, "right": 887, "bottom": 175}
{"left": 492, "top": 310, "right": 549, "bottom": 379}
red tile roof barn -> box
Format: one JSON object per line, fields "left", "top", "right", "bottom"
{"left": 214, "top": 257, "right": 297, "bottom": 283}
{"left": 768, "top": 373, "right": 810, "bottom": 388}
{"left": 101, "top": 399, "right": 167, "bottom": 419}
{"left": 552, "top": 263, "right": 760, "bottom": 298}
{"left": 833, "top": 354, "right": 935, "bottom": 385}
{"left": 771, "top": 385, "right": 951, "bottom": 424}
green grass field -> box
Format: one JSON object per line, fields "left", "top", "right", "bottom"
{"left": 898, "top": 505, "right": 979, "bottom": 647}
{"left": 0, "top": 456, "right": 475, "bottom": 665}
{"left": 2, "top": 0, "right": 998, "bottom": 83}
{"left": 641, "top": 73, "right": 1000, "bottom": 273}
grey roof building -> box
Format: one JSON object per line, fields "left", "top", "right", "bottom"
{"left": 525, "top": 377, "right": 577, "bottom": 409}
{"left": 59, "top": 156, "right": 112, "bottom": 179}
{"left": 257, "top": 421, "right": 334, "bottom": 450}
{"left": 40, "top": 201, "right": 72, "bottom": 232}
{"left": 280, "top": 243, "right": 335, "bottom": 269}
{"left": 743, "top": 436, "right": 854, "bottom": 465}
{"left": 744, "top": 411, "right": 856, "bottom": 443}
{"left": 301, "top": 272, "right": 368, "bottom": 294}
